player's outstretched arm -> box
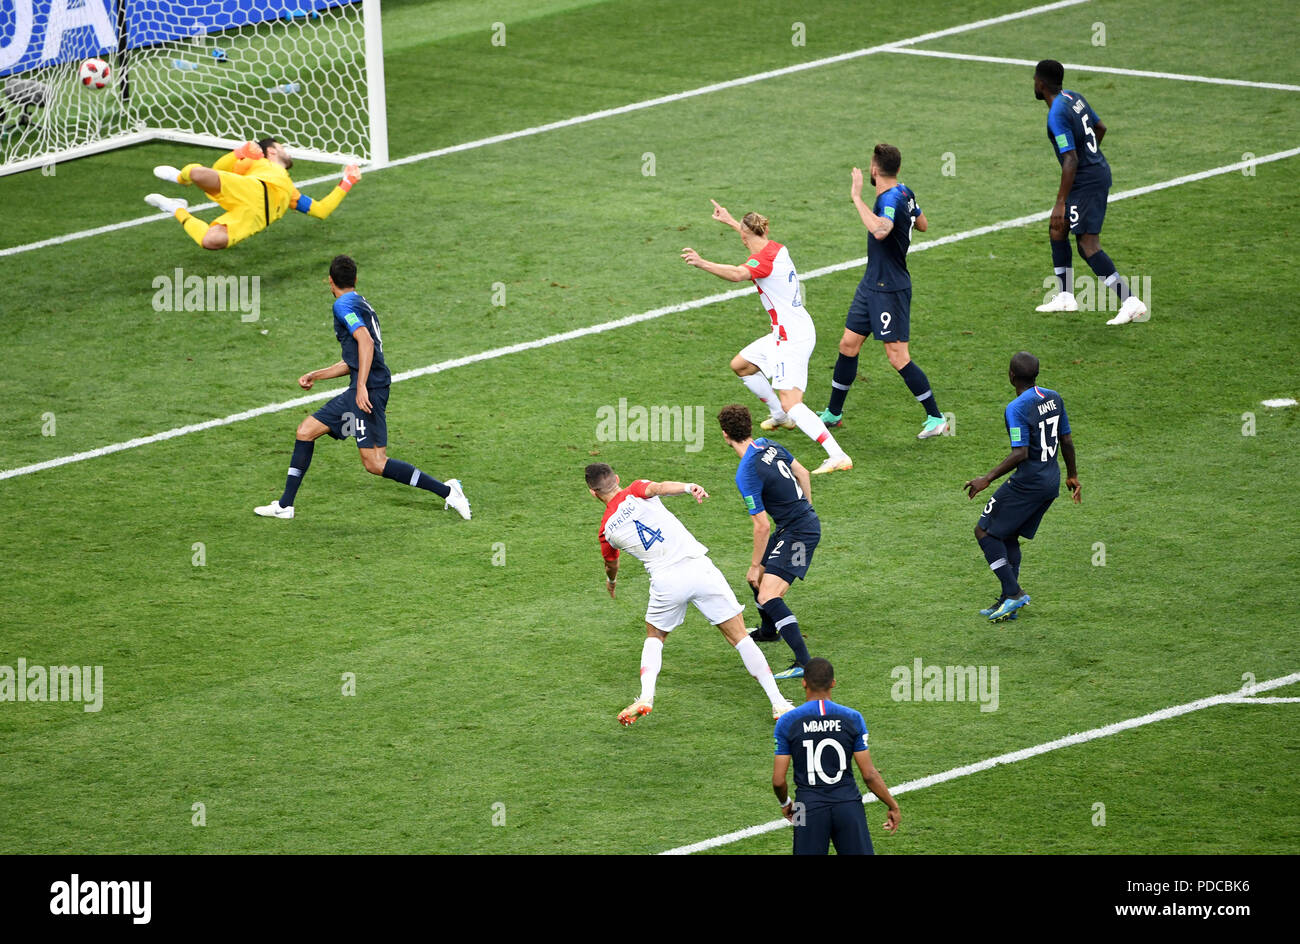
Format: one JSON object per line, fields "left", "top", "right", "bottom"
{"left": 1060, "top": 433, "right": 1081, "bottom": 503}
{"left": 644, "top": 481, "right": 708, "bottom": 503}
{"left": 855, "top": 750, "right": 901, "bottom": 832}
{"left": 294, "top": 165, "right": 361, "bottom": 220}
{"left": 964, "top": 447, "right": 1028, "bottom": 498}
{"left": 680, "top": 248, "right": 751, "bottom": 282}
{"left": 710, "top": 199, "right": 742, "bottom": 233}
{"left": 298, "top": 359, "right": 350, "bottom": 389}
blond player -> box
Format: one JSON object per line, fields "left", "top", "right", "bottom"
{"left": 143, "top": 137, "right": 360, "bottom": 250}
{"left": 586, "top": 462, "right": 795, "bottom": 726}
{"left": 681, "top": 201, "right": 852, "bottom": 475}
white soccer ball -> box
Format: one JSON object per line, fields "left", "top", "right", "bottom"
{"left": 79, "top": 58, "right": 111, "bottom": 90}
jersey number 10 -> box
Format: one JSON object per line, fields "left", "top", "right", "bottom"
{"left": 802, "top": 737, "right": 847, "bottom": 786}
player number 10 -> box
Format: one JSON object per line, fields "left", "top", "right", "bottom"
{"left": 802, "top": 737, "right": 847, "bottom": 786}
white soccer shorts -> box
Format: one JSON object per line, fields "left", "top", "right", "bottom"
{"left": 738, "top": 333, "right": 815, "bottom": 392}
{"left": 645, "top": 557, "right": 744, "bottom": 632}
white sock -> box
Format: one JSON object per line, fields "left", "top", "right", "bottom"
{"left": 787, "top": 402, "right": 843, "bottom": 457}
{"left": 639, "top": 636, "right": 663, "bottom": 703}
{"left": 734, "top": 636, "right": 783, "bottom": 706}
{"left": 741, "top": 373, "right": 784, "bottom": 419}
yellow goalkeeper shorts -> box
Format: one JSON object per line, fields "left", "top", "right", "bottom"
{"left": 210, "top": 169, "right": 270, "bottom": 247}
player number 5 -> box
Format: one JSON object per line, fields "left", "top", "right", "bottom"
{"left": 1080, "top": 113, "right": 1098, "bottom": 154}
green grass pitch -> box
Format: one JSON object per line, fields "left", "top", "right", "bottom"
{"left": 0, "top": 0, "right": 1297, "bottom": 854}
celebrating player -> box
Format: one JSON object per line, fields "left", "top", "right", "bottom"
{"left": 963, "top": 352, "right": 1080, "bottom": 622}
{"left": 821, "top": 146, "right": 946, "bottom": 441}
{"left": 144, "top": 137, "right": 360, "bottom": 250}
{"left": 681, "top": 202, "right": 852, "bottom": 475}
{"left": 586, "top": 462, "right": 795, "bottom": 726}
{"left": 1033, "top": 59, "right": 1148, "bottom": 325}
{"left": 254, "top": 255, "right": 471, "bottom": 521}
{"left": 773, "top": 658, "right": 901, "bottom": 855}
{"left": 719, "top": 405, "right": 819, "bottom": 681}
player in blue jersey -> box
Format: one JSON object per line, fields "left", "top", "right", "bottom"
{"left": 773, "top": 658, "right": 901, "bottom": 855}
{"left": 964, "top": 352, "right": 1081, "bottom": 622}
{"left": 1033, "top": 59, "right": 1148, "bottom": 325}
{"left": 820, "top": 144, "right": 948, "bottom": 442}
{"left": 719, "top": 404, "right": 819, "bottom": 680}
{"left": 254, "top": 255, "right": 471, "bottom": 520}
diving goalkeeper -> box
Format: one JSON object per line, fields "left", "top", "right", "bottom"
{"left": 143, "top": 137, "right": 360, "bottom": 250}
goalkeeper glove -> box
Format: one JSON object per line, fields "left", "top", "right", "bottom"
{"left": 233, "top": 140, "right": 264, "bottom": 161}
{"left": 339, "top": 165, "right": 362, "bottom": 192}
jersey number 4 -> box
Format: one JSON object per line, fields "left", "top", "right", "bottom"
{"left": 635, "top": 520, "right": 664, "bottom": 551}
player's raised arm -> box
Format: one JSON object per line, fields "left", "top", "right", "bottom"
{"left": 854, "top": 749, "right": 901, "bottom": 833}
{"left": 680, "top": 247, "right": 751, "bottom": 282}
{"left": 850, "top": 166, "right": 894, "bottom": 239}
{"left": 293, "top": 165, "right": 362, "bottom": 220}
{"left": 1060, "top": 433, "right": 1081, "bottom": 502}
{"left": 711, "top": 199, "right": 743, "bottom": 233}
{"left": 643, "top": 481, "right": 709, "bottom": 503}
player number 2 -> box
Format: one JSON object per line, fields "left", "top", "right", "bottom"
{"left": 802, "top": 737, "right": 847, "bottom": 786}
{"left": 1037, "top": 415, "right": 1060, "bottom": 461}
{"left": 776, "top": 459, "right": 804, "bottom": 500}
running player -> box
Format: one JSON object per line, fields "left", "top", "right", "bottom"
{"left": 682, "top": 201, "right": 852, "bottom": 475}
{"left": 719, "top": 405, "right": 818, "bottom": 681}
{"left": 587, "top": 462, "right": 795, "bottom": 725}
{"left": 144, "top": 137, "right": 360, "bottom": 250}
{"left": 821, "top": 145, "right": 948, "bottom": 441}
{"left": 773, "top": 658, "right": 901, "bottom": 855}
{"left": 254, "top": 255, "right": 471, "bottom": 520}
{"left": 1032, "top": 59, "right": 1148, "bottom": 325}
{"left": 963, "top": 352, "right": 1080, "bottom": 622}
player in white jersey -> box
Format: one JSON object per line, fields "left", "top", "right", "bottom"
{"left": 586, "top": 462, "right": 795, "bottom": 726}
{"left": 681, "top": 202, "right": 852, "bottom": 474}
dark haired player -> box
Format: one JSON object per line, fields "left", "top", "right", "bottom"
{"left": 254, "top": 255, "right": 471, "bottom": 520}
{"left": 963, "top": 352, "right": 1080, "bottom": 622}
{"left": 145, "top": 137, "right": 360, "bottom": 250}
{"left": 1032, "top": 59, "right": 1147, "bottom": 325}
{"left": 719, "top": 404, "right": 818, "bottom": 680}
{"left": 773, "top": 658, "right": 901, "bottom": 855}
{"left": 820, "top": 144, "right": 947, "bottom": 442}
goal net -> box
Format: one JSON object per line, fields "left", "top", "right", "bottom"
{"left": 0, "top": 0, "right": 387, "bottom": 176}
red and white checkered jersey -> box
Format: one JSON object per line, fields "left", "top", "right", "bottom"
{"left": 744, "top": 241, "right": 814, "bottom": 343}
{"left": 598, "top": 480, "right": 708, "bottom": 575}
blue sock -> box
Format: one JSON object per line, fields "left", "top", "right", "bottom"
{"left": 1051, "top": 239, "right": 1073, "bottom": 295}
{"left": 760, "top": 597, "right": 811, "bottom": 665}
{"left": 279, "top": 439, "right": 314, "bottom": 507}
{"left": 826, "top": 354, "right": 858, "bottom": 415}
{"left": 978, "top": 534, "right": 1022, "bottom": 599}
{"left": 1006, "top": 538, "right": 1022, "bottom": 584}
{"left": 381, "top": 458, "right": 451, "bottom": 498}
{"left": 1084, "top": 249, "right": 1132, "bottom": 302}
{"left": 751, "top": 585, "right": 778, "bottom": 636}
{"left": 898, "top": 360, "right": 941, "bottom": 418}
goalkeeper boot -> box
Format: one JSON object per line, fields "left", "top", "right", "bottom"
{"left": 153, "top": 165, "right": 183, "bottom": 184}
{"left": 144, "top": 193, "right": 187, "bottom": 215}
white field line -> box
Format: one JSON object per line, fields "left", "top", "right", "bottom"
{"left": 0, "top": 0, "right": 1091, "bottom": 259}
{"left": 3, "top": 144, "right": 1296, "bottom": 484}
{"left": 659, "top": 670, "right": 1300, "bottom": 855}
{"left": 886, "top": 47, "right": 1300, "bottom": 92}
{"left": 1221, "top": 696, "right": 1300, "bottom": 704}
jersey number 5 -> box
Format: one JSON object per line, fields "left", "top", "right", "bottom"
{"left": 1080, "top": 113, "right": 1098, "bottom": 154}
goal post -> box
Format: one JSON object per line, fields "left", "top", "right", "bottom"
{"left": 0, "top": 0, "right": 388, "bottom": 177}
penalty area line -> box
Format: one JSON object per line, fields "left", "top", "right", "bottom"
{"left": 2, "top": 145, "right": 1296, "bottom": 484}
{"left": 658, "top": 670, "right": 1300, "bottom": 855}
{"left": 0, "top": 0, "right": 1090, "bottom": 259}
